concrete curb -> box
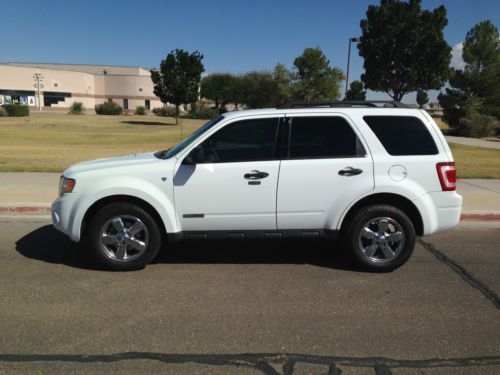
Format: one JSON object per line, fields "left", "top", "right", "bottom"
{"left": 1, "top": 204, "right": 499, "bottom": 222}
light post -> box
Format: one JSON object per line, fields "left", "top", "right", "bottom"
{"left": 344, "top": 37, "right": 359, "bottom": 100}
{"left": 33, "top": 73, "right": 44, "bottom": 111}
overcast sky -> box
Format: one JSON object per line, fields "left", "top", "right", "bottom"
{"left": 1, "top": 0, "right": 498, "bottom": 103}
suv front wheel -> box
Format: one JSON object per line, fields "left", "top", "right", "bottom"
{"left": 343, "top": 205, "right": 416, "bottom": 272}
{"left": 87, "top": 202, "right": 162, "bottom": 270}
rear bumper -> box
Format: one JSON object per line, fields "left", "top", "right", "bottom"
{"left": 415, "top": 191, "right": 463, "bottom": 236}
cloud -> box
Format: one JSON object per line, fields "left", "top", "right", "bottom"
{"left": 450, "top": 43, "right": 466, "bottom": 70}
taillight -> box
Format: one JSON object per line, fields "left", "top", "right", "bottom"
{"left": 436, "top": 162, "right": 457, "bottom": 191}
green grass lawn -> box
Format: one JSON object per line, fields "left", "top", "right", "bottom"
{"left": 1, "top": 113, "right": 499, "bottom": 178}
{"left": 0, "top": 113, "right": 206, "bottom": 172}
{"left": 450, "top": 143, "right": 500, "bottom": 179}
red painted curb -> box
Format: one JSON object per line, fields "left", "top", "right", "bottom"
{"left": 0, "top": 206, "right": 51, "bottom": 214}
{"left": 460, "top": 213, "right": 500, "bottom": 221}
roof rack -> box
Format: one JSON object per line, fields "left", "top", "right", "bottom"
{"left": 276, "top": 100, "right": 409, "bottom": 109}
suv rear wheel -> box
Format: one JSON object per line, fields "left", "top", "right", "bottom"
{"left": 87, "top": 202, "right": 162, "bottom": 270}
{"left": 343, "top": 205, "right": 415, "bottom": 272}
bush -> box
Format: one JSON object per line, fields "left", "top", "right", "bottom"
{"left": 2, "top": 104, "right": 30, "bottom": 117}
{"left": 153, "top": 106, "right": 177, "bottom": 117}
{"left": 95, "top": 101, "right": 123, "bottom": 115}
{"left": 69, "top": 102, "right": 85, "bottom": 115}
{"left": 183, "top": 104, "right": 218, "bottom": 119}
{"left": 135, "top": 106, "right": 147, "bottom": 115}
{"left": 457, "top": 115, "right": 500, "bottom": 138}
{"left": 0, "top": 107, "right": 6, "bottom": 117}
{"left": 455, "top": 98, "right": 500, "bottom": 137}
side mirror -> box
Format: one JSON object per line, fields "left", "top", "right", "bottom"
{"left": 182, "top": 147, "right": 204, "bottom": 165}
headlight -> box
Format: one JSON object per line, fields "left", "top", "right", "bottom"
{"left": 59, "top": 176, "right": 76, "bottom": 196}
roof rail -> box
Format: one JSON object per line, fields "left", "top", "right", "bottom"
{"left": 276, "top": 100, "right": 409, "bottom": 109}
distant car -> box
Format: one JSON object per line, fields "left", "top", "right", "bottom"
{"left": 52, "top": 101, "right": 462, "bottom": 271}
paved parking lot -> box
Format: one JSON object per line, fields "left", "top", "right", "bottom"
{"left": 0, "top": 218, "right": 499, "bottom": 374}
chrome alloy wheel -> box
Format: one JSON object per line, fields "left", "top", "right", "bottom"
{"left": 358, "top": 217, "right": 405, "bottom": 263}
{"left": 99, "top": 215, "right": 149, "bottom": 262}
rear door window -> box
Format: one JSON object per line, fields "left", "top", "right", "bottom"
{"left": 289, "top": 116, "right": 366, "bottom": 159}
{"left": 363, "top": 116, "right": 438, "bottom": 155}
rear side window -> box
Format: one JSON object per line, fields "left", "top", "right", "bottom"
{"left": 363, "top": 116, "right": 438, "bottom": 156}
{"left": 289, "top": 117, "right": 365, "bottom": 159}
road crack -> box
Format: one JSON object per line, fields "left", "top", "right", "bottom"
{"left": 417, "top": 238, "right": 500, "bottom": 309}
{"left": 1, "top": 352, "right": 500, "bottom": 374}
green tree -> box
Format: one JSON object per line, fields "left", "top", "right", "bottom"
{"left": 358, "top": 0, "right": 451, "bottom": 101}
{"left": 439, "top": 20, "right": 500, "bottom": 126}
{"left": 462, "top": 20, "right": 500, "bottom": 72}
{"left": 346, "top": 80, "right": 366, "bottom": 101}
{"left": 272, "top": 63, "right": 294, "bottom": 104}
{"left": 438, "top": 70, "right": 470, "bottom": 126}
{"left": 461, "top": 20, "right": 500, "bottom": 118}
{"left": 151, "top": 49, "right": 204, "bottom": 124}
{"left": 226, "top": 75, "right": 246, "bottom": 110}
{"left": 293, "top": 47, "right": 344, "bottom": 101}
{"left": 240, "top": 71, "right": 280, "bottom": 108}
{"left": 200, "top": 73, "right": 234, "bottom": 111}
{"left": 416, "top": 90, "right": 429, "bottom": 108}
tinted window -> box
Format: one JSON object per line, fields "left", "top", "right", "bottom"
{"left": 364, "top": 116, "right": 438, "bottom": 155}
{"left": 289, "top": 117, "right": 365, "bottom": 159}
{"left": 162, "top": 116, "right": 224, "bottom": 159}
{"left": 200, "top": 118, "right": 278, "bottom": 163}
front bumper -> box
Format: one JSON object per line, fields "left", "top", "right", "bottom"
{"left": 51, "top": 192, "right": 90, "bottom": 242}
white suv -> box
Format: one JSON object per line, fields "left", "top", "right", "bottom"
{"left": 52, "top": 101, "right": 462, "bottom": 271}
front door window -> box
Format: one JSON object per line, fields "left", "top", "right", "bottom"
{"left": 198, "top": 118, "right": 279, "bottom": 163}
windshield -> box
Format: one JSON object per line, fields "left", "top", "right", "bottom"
{"left": 155, "top": 115, "right": 224, "bottom": 159}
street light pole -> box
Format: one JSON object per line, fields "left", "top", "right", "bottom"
{"left": 344, "top": 37, "right": 359, "bottom": 100}
{"left": 33, "top": 73, "right": 44, "bottom": 111}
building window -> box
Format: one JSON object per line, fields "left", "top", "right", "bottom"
{"left": 145, "top": 100, "right": 150, "bottom": 110}
{"left": 139, "top": 88, "right": 143, "bottom": 92}
{"left": 0, "top": 90, "right": 36, "bottom": 107}
{"left": 43, "top": 91, "right": 72, "bottom": 107}
{"left": 123, "top": 99, "right": 129, "bottom": 110}
{"left": 53, "top": 83, "right": 59, "bottom": 88}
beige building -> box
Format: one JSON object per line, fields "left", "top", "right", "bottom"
{"left": 0, "top": 62, "right": 163, "bottom": 111}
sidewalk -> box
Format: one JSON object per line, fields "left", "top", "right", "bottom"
{"left": 0, "top": 172, "right": 499, "bottom": 220}
{"left": 0, "top": 173, "right": 57, "bottom": 215}
{"left": 445, "top": 136, "right": 500, "bottom": 150}
{"left": 455, "top": 179, "right": 500, "bottom": 220}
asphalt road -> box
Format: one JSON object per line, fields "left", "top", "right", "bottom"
{"left": 0, "top": 218, "right": 499, "bottom": 374}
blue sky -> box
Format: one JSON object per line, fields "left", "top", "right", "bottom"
{"left": 1, "top": 0, "right": 499, "bottom": 102}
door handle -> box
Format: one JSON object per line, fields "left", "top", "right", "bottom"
{"left": 338, "top": 167, "right": 363, "bottom": 176}
{"left": 244, "top": 170, "right": 269, "bottom": 180}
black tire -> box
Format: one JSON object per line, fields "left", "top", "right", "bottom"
{"left": 343, "top": 204, "right": 415, "bottom": 272}
{"left": 87, "top": 202, "right": 162, "bottom": 270}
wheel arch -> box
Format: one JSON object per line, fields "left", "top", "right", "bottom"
{"left": 81, "top": 195, "right": 167, "bottom": 239}
{"left": 339, "top": 193, "right": 424, "bottom": 236}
